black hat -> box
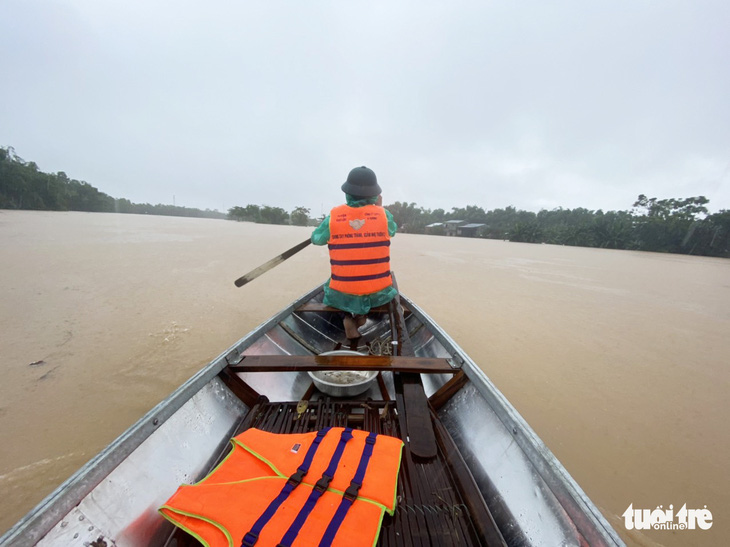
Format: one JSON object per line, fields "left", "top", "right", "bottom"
{"left": 341, "top": 166, "right": 381, "bottom": 198}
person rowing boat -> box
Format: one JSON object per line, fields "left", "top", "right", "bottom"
{"left": 310, "top": 166, "right": 398, "bottom": 339}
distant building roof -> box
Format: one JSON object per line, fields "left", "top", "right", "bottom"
{"left": 444, "top": 220, "right": 465, "bottom": 225}
{"left": 461, "top": 223, "right": 486, "bottom": 229}
{"left": 425, "top": 222, "right": 444, "bottom": 228}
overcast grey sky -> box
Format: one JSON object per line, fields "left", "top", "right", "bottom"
{"left": 1, "top": 1, "right": 729, "bottom": 216}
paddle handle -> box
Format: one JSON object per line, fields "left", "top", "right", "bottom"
{"left": 234, "top": 238, "right": 312, "bottom": 287}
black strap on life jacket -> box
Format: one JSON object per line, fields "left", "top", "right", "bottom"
{"left": 241, "top": 428, "right": 330, "bottom": 547}
{"left": 242, "top": 428, "right": 380, "bottom": 547}
{"left": 318, "top": 431, "right": 378, "bottom": 546}
{"left": 276, "top": 428, "right": 354, "bottom": 546}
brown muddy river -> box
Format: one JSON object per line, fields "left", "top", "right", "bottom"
{"left": 1, "top": 211, "right": 728, "bottom": 546}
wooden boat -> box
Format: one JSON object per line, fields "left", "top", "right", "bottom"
{"left": 1, "top": 283, "right": 623, "bottom": 546}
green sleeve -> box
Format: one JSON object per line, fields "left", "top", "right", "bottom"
{"left": 311, "top": 215, "right": 331, "bottom": 245}
{"left": 385, "top": 209, "right": 398, "bottom": 236}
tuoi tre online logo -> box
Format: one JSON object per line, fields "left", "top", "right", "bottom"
{"left": 623, "top": 504, "right": 713, "bottom": 531}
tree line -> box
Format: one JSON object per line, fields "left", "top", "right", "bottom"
{"left": 227, "top": 197, "right": 729, "bottom": 258}
{"left": 0, "top": 147, "right": 225, "bottom": 219}
{"left": 226, "top": 205, "right": 311, "bottom": 226}
{"left": 384, "top": 197, "right": 730, "bottom": 257}
{"left": 3, "top": 146, "right": 728, "bottom": 257}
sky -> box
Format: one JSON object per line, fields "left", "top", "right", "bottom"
{"left": 1, "top": 1, "right": 729, "bottom": 216}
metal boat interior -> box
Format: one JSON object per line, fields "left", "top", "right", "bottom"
{"left": 1, "top": 283, "right": 623, "bottom": 546}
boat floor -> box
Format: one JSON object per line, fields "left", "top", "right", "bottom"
{"left": 165, "top": 397, "right": 505, "bottom": 547}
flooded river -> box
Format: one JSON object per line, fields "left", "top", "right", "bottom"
{"left": 1, "top": 211, "right": 728, "bottom": 546}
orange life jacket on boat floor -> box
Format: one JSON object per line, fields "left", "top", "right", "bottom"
{"left": 328, "top": 204, "right": 392, "bottom": 295}
{"left": 160, "top": 427, "right": 404, "bottom": 547}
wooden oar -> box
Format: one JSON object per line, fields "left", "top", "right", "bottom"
{"left": 234, "top": 238, "right": 312, "bottom": 287}
{"left": 389, "top": 274, "right": 438, "bottom": 460}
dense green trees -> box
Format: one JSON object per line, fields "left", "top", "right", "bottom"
{"left": 290, "top": 207, "right": 311, "bottom": 226}
{"left": 226, "top": 193, "right": 729, "bottom": 258}
{"left": 227, "top": 204, "right": 290, "bottom": 224}
{"left": 385, "top": 202, "right": 435, "bottom": 233}
{"left": 0, "top": 148, "right": 116, "bottom": 212}
{"left": 631, "top": 196, "right": 729, "bottom": 256}
{"left": 383, "top": 195, "right": 728, "bottom": 258}
{"left": 0, "top": 147, "right": 224, "bottom": 218}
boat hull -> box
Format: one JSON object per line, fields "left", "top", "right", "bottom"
{"left": 1, "top": 284, "right": 623, "bottom": 546}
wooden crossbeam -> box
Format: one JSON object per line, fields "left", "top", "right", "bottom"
{"left": 218, "top": 368, "right": 262, "bottom": 407}
{"left": 228, "top": 354, "right": 457, "bottom": 374}
{"left": 428, "top": 370, "right": 469, "bottom": 411}
{"left": 294, "top": 302, "right": 409, "bottom": 313}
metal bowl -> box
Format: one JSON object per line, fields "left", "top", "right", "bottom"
{"left": 308, "top": 350, "right": 378, "bottom": 397}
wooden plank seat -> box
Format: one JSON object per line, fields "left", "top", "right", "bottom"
{"left": 166, "top": 399, "right": 505, "bottom": 546}
{"left": 228, "top": 354, "right": 459, "bottom": 374}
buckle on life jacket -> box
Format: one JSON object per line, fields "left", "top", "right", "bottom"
{"left": 241, "top": 530, "right": 258, "bottom": 547}
{"left": 287, "top": 467, "right": 306, "bottom": 487}
{"left": 344, "top": 481, "right": 362, "bottom": 502}
{"left": 314, "top": 473, "right": 333, "bottom": 493}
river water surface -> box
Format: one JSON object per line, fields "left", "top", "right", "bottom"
{"left": 1, "top": 211, "right": 728, "bottom": 546}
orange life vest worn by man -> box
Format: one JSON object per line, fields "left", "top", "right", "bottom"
{"left": 311, "top": 167, "right": 398, "bottom": 339}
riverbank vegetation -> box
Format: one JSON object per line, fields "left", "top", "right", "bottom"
{"left": 2, "top": 146, "right": 727, "bottom": 257}
{"left": 0, "top": 147, "right": 225, "bottom": 219}
{"left": 384, "top": 197, "right": 730, "bottom": 258}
